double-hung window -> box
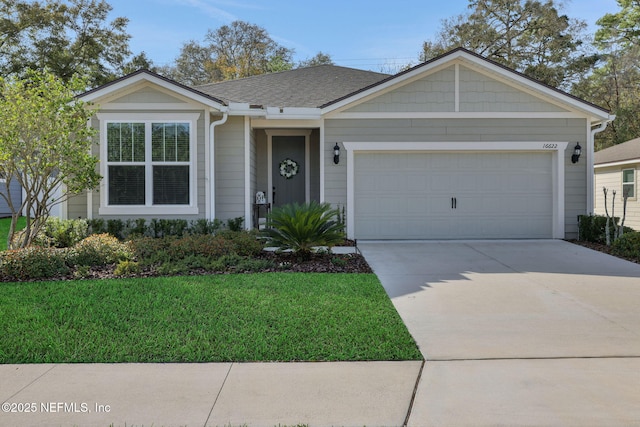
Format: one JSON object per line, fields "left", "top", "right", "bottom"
{"left": 99, "top": 113, "right": 199, "bottom": 215}
{"left": 622, "top": 168, "right": 636, "bottom": 199}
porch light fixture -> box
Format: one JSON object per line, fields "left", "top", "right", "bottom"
{"left": 333, "top": 143, "right": 341, "bottom": 164}
{"left": 571, "top": 142, "right": 582, "bottom": 164}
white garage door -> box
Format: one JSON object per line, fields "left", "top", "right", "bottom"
{"left": 354, "top": 152, "right": 553, "bottom": 239}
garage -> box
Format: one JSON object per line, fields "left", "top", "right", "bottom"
{"left": 351, "top": 150, "right": 555, "bottom": 240}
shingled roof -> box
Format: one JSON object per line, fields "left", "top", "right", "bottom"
{"left": 195, "top": 65, "right": 389, "bottom": 108}
{"left": 594, "top": 137, "right": 640, "bottom": 165}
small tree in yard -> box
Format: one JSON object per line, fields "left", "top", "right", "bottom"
{"left": 602, "top": 186, "right": 629, "bottom": 246}
{"left": 0, "top": 70, "right": 100, "bottom": 249}
{"left": 265, "top": 201, "right": 345, "bottom": 259}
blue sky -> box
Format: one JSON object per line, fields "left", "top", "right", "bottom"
{"left": 107, "top": 0, "right": 621, "bottom": 72}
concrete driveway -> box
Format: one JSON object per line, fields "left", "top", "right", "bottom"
{"left": 359, "top": 240, "right": 640, "bottom": 426}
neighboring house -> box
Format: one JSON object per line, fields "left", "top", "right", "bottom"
{"left": 71, "top": 48, "right": 613, "bottom": 240}
{"left": 594, "top": 137, "right": 640, "bottom": 230}
{"left": 0, "top": 172, "right": 22, "bottom": 218}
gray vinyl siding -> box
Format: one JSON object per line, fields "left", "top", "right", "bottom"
{"left": 110, "top": 87, "right": 188, "bottom": 104}
{"left": 215, "top": 116, "right": 245, "bottom": 222}
{"left": 324, "top": 118, "right": 588, "bottom": 239}
{"left": 346, "top": 67, "right": 455, "bottom": 113}
{"left": 459, "top": 67, "right": 568, "bottom": 112}
{"left": 0, "top": 178, "right": 22, "bottom": 217}
{"left": 66, "top": 193, "right": 87, "bottom": 220}
{"left": 344, "top": 65, "right": 569, "bottom": 114}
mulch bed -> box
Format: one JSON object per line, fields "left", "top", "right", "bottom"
{"left": 1, "top": 248, "right": 372, "bottom": 282}
{"left": 257, "top": 251, "right": 372, "bottom": 273}
{"left": 567, "top": 239, "right": 640, "bottom": 264}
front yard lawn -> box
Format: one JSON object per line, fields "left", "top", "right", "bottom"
{"left": 0, "top": 273, "right": 422, "bottom": 363}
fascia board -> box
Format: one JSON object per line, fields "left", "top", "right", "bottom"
{"left": 264, "top": 106, "right": 322, "bottom": 120}
{"left": 594, "top": 159, "right": 640, "bottom": 169}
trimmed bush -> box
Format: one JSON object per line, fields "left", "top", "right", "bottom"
{"left": 217, "top": 230, "right": 264, "bottom": 257}
{"left": 0, "top": 246, "right": 69, "bottom": 280}
{"left": 87, "top": 218, "right": 227, "bottom": 240}
{"left": 129, "top": 231, "right": 264, "bottom": 270}
{"left": 612, "top": 232, "right": 640, "bottom": 261}
{"left": 578, "top": 215, "right": 634, "bottom": 244}
{"left": 68, "top": 233, "right": 133, "bottom": 267}
{"left": 33, "top": 218, "right": 90, "bottom": 248}
{"left": 113, "top": 260, "right": 141, "bottom": 277}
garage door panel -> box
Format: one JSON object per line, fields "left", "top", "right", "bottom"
{"left": 354, "top": 152, "right": 553, "bottom": 239}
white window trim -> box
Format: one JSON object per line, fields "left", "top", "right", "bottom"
{"left": 622, "top": 168, "right": 636, "bottom": 201}
{"left": 97, "top": 112, "right": 200, "bottom": 215}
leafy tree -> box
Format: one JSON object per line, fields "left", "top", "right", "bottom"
{"left": 207, "top": 21, "right": 294, "bottom": 80}
{"left": 572, "top": 1, "right": 640, "bottom": 149}
{"left": 159, "top": 40, "right": 218, "bottom": 86}
{"left": 595, "top": 0, "right": 640, "bottom": 48}
{"left": 120, "top": 52, "right": 158, "bottom": 76}
{"left": 572, "top": 47, "right": 640, "bottom": 149}
{"left": 0, "top": 0, "right": 142, "bottom": 87}
{"left": 297, "top": 52, "right": 334, "bottom": 68}
{"left": 165, "top": 21, "right": 295, "bottom": 85}
{"left": 0, "top": 70, "right": 101, "bottom": 249}
{"left": 420, "top": 0, "right": 598, "bottom": 88}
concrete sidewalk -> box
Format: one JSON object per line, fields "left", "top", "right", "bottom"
{"left": 1, "top": 361, "right": 423, "bottom": 427}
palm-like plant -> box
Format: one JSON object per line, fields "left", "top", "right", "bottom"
{"left": 264, "top": 201, "right": 345, "bottom": 258}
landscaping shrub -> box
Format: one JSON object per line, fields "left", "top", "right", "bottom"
{"left": 33, "top": 217, "right": 90, "bottom": 248}
{"left": 217, "top": 230, "right": 264, "bottom": 257}
{"left": 612, "top": 232, "right": 640, "bottom": 261}
{"left": 578, "top": 214, "right": 634, "bottom": 244}
{"left": 88, "top": 218, "right": 225, "bottom": 240}
{"left": 190, "top": 218, "right": 223, "bottom": 235}
{"left": 226, "top": 216, "right": 244, "bottom": 232}
{"left": 149, "top": 219, "right": 189, "bottom": 238}
{"left": 264, "top": 201, "right": 345, "bottom": 258}
{"left": 128, "top": 236, "right": 172, "bottom": 265}
{"left": 68, "top": 233, "right": 133, "bottom": 267}
{"left": 129, "top": 231, "right": 265, "bottom": 272}
{"left": 113, "top": 260, "right": 141, "bottom": 276}
{"left": 0, "top": 246, "right": 69, "bottom": 280}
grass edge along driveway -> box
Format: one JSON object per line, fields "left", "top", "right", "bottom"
{"left": 0, "top": 272, "right": 422, "bottom": 363}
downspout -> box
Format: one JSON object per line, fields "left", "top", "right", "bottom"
{"left": 587, "top": 117, "right": 614, "bottom": 214}
{"left": 209, "top": 111, "right": 228, "bottom": 221}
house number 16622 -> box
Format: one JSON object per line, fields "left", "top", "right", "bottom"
{"left": 542, "top": 143, "right": 558, "bottom": 149}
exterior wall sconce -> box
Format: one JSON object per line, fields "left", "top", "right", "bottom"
{"left": 333, "top": 143, "right": 341, "bottom": 164}
{"left": 571, "top": 142, "right": 582, "bottom": 164}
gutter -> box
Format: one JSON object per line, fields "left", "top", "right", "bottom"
{"left": 587, "top": 116, "right": 615, "bottom": 214}
{"left": 209, "top": 111, "right": 228, "bottom": 220}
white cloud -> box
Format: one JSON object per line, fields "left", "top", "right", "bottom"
{"left": 172, "top": 0, "right": 237, "bottom": 21}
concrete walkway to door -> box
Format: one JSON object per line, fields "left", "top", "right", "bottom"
{"left": 359, "top": 240, "right": 640, "bottom": 427}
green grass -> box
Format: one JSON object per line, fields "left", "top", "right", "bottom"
{"left": 0, "top": 216, "right": 26, "bottom": 250}
{"left": 0, "top": 273, "right": 422, "bottom": 363}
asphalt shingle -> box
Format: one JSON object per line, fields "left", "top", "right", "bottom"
{"left": 195, "top": 65, "right": 389, "bottom": 108}
{"left": 594, "top": 137, "right": 640, "bottom": 165}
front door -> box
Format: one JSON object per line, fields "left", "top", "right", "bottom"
{"left": 272, "top": 135, "right": 306, "bottom": 207}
